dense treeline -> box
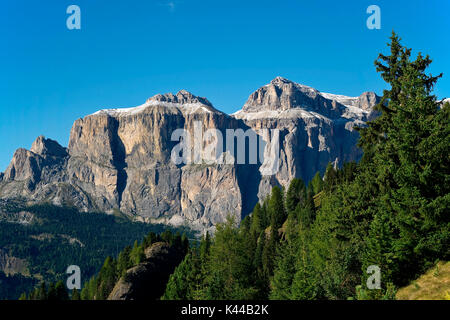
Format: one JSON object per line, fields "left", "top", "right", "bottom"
{"left": 0, "top": 271, "right": 37, "bottom": 300}
{"left": 19, "top": 281, "right": 70, "bottom": 301}
{"left": 162, "top": 33, "right": 449, "bottom": 300}
{"left": 162, "top": 164, "right": 355, "bottom": 300}
{"left": 19, "top": 230, "right": 189, "bottom": 300}
{"left": 79, "top": 230, "right": 189, "bottom": 300}
{"left": 0, "top": 203, "right": 193, "bottom": 299}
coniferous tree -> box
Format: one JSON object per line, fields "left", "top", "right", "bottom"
{"left": 285, "top": 178, "right": 306, "bottom": 214}
{"left": 359, "top": 32, "right": 448, "bottom": 296}
{"left": 71, "top": 288, "right": 81, "bottom": 300}
{"left": 38, "top": 282, "right": 47, "bottom": 300}
{"left": 249, "top": 203, "right": 264, "bottom": 239}
{"left": 310, "top": 171, "right": 324, "bottom": 195}
{"left": 323, "top": 162, "right": 338, "bottom": 192}
{"left": 55, "top": 281, "right": 69, "bottom": 300}
{"left": 270, "top": 239, "right": 297, "bottom": 300}
{"left": 116, "top": 245, "right": 132, "bottom": 277}
{"left": 268, "top": 186, "right": 286, "bottom": 233}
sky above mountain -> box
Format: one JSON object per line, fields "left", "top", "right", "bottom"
{"left": 1, "top": 0, "right": 449, "bottom": 171}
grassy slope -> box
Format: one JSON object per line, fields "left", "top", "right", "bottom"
{"left": 396, "top": 261, "right": 450, "bottom": 300}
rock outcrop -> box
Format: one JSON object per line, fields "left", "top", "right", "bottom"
{"left": 108, "top": 242, "right": 185, "bottom": 300}
{"left": 0, "top": 248, "right": 29, "bottom": 276}
{"left": 0, "top": 78, "right": 380, "bottom": 231}
{"left": 233, "top": 77, "right": 380, "bottom": 199}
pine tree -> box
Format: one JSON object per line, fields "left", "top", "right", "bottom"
{"left": 98, "top": 256, "right": 117, "bottom": 299}
{"left": 47, "top": 282, "right": 57, "bottom": 300}
{"left": 117, "top": 245, "right": 132, "bottom": 277}
{"left": 38, "top": 282, "right": 47, "bottom": 300}
{"left": 262, "top": 227, "right": 277, "bottom": 278}
{"left": 55, "top": 281, "right": 69, "bottom": 300}
{"left": 323, "top": 162, "right": 337, "bottom": 192}
{"left": 130, "top": 240, "right": 145, "bottom": 265}
{"left": 285, "top": 178, "right": 306, "bottom": 215}
{"left": 268, "top": 186, "right": 286, "bottom": 232}
{"left": 359, "top": 32, "right": 448, "bottom": 296}
{"left": 270, "top": 239, "right": 297, "bottom": 299}
{"left": 249, "top": 203, "right": 264, "bottom": 239}
{"left": 310, "top": 171, "right": 324, "bottom": 195}
{"left": 162, "top": 253, "right": 193, "bottom": 300}
{"left": 71, "top": 288, "right": 81, "bottom": 300}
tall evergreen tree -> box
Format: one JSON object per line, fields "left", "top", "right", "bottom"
{"left": 285, "top": 178, "right": 306, "bottom": 214}
{"left": 268, "top": 186, "right": 286, "bottom": 232}
{"left": 310, "top": 171, "right": 324, "bottom": 195}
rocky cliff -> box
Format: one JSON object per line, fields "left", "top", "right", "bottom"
{"left": 0, "top": 77, "right": 380, "bottom": 232}
{"left": 108, "top": 242, "right": 185, "bottom": 300}
{"left": 0, "top": 248, "right": 29, "bottom": 276}
{"left": 233, "top": 77, "right": 380, "bottom": 199}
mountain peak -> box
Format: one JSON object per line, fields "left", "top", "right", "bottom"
{"left": 147, "top": 90, "right": 213, "bottom": 107}
{"left": 92, "top": 91, "right": 217, "bottom": 117}
{"left": 30, "top": 136, "right": 67, "bottom": 158}
{"left": 270, "top": 76, "right": 292, "bottom": 85}
{"left": 243, "top": 78, "right": 321, "bottom": 113}
{"left": 238, "top": 78, "right": 380, "bottom": 119}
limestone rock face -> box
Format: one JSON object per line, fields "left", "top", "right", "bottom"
{"left": 107, "top": 242, "right": 185, "bottom": 300}
{"left": 31, "top": 135, "right": 67, "bottom": 158}
{"left": 1, "top": 136, "right": 70, "bottom": 200}
{"left": 233, "top": 77, "right": 380, "bottom": 200}
{"left": 0, "top": 78, "right": 380, "bottom": 231}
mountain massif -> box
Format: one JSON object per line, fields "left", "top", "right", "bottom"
{"left": 0, "top": 77, "right": 380, "bottom": 232}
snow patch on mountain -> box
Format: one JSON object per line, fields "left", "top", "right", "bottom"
{"left": 92, "top": 100, "right": 212, "bottom": 117}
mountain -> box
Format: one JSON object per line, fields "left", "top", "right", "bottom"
{"left": 233, "top": 76, "right": 380, "bottom": 199}
{"left": 0, "top": 77, "right": 380, "bottom": 232}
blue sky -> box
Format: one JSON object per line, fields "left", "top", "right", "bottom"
{"left": 1, "top": 0, "right": 449, "bottom": 171}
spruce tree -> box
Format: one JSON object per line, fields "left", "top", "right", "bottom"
{"left": 270, "top": 239, "right": 297, "bottom": 299}
{"left": 71, "top": 288, "right": 81, "bottom": 300}
{"left": 285, "top": 178, "right": 306, "bottom": 214}
{"left": 360, "top": 32, "right": 448, "bottom": 295}
{"left": 310, "top": 171, "right": 324, "bottom": 195}
{"left": 268, "top": 186, "right": 286, "bottom": 232}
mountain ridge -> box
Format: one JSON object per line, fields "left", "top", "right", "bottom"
{"left": 0, "top": 77, "right": 381, "bottom": 232}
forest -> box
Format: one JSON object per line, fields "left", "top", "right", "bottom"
{"left": 0, "top": 202, "right": 193, "bottom": 300}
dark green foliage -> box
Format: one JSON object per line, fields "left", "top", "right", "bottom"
{"left": 0, "top": 203, "right": 193, "bottom": 300}
{"left": 285, "top": 178, "right": 306, "bottom": 214}
{"left": 0, "top": 271, "right": 37, "bottom": 300}
{"left": 295, "top": 188, "right": 316, "bottom": 230}
{"left": 310, "top": 171, "right": 324, "bottom": 195}
{"left": 19, "top": 230, "right": 189, "bottom": 300}
{"left": 323, "top": 162, "right": 338, "bottom": 192}
{"left": 270, "top": 239, "right": 297, "bottom": 299}
{"left": 268, "top": 186, "right": 286, "bottom": 232}
{"left": 76, "top": 230, "right": 188, "bottom": 300}
{"left": 356, "top": 32, "right": 449, "bottom": 297}
{"left": 162, "top": 234, "right": 210, "bottom": 300}
{"left": 71, "top": 288, "right": 81, "bottom": 300}
{"left": 22, "top": 280, "right": 69, "bottom": 300}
